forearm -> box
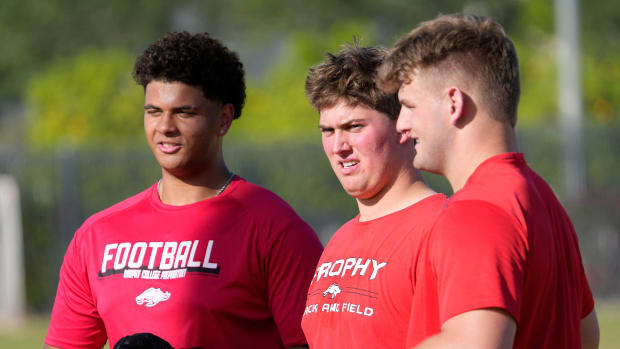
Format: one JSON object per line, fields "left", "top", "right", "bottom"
{"left": 414, "top": 309, "right": 516, "bottom": 349}
{"left": 581, "top": 309, "right": 600, "bottom": 349}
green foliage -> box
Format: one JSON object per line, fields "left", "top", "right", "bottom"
{"left": 0, "top": 0, "right": 176, "bottom": 100}
{"left": 230, "top": 21, "right": 377, "bottom": 142}
{"left": 25, "top": 50, "right": 144, "bottom": 148}
{"left": 584, "top": 52, "right": 620, "bottom": 124}
{"left": 513, "top": 38, "right": 557, "bottom": 126}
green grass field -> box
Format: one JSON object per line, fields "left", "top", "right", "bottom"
{"left": 2, "top": 299, "right": 619, "bottom": 348}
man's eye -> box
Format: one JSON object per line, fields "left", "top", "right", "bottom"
{"left": 146, "top": 109, "right": 161, "bottom": 116}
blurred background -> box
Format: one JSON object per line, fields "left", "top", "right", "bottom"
{"left": 0, "top": 0, "right": 619, "bottom": 347}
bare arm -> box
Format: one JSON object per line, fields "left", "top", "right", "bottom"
{"left": 414, "top": 308, "right": 516, "bottom": 349}
{"left": 581, "top": 309, "right": 600, "bottom": 349}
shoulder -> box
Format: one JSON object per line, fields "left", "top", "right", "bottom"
{"left": 227, "top": 178, "right": 303, "bottom": 220}
{"left": 441, "top": 199, "right": 514, "bottom": 224}
{"left": 226, "top": 178, "right": 316, "bottom": 241}
{"left": 431, "top": 200, "right": 528, "bottom": 253}
{"left": 324, "top": 216, "right": 361, "bottom": 244}
{"left": 405, "top": 193, "right": 448, "bottom": 221}
{"left": 76, "top": 185, "right": 152, "bottom": 238}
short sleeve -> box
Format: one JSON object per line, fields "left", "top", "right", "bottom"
{"left": 263, "top": 213, "right": 323, "bottom": 347}
{"left": 429, "top": 200, "right": 528, "bottom": 325}
{"left": 45, "top": 231, "right": 107, "bottom": 349}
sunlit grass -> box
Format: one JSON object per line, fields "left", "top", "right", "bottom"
{"left": 598, "top": 298, "right": 620, "bottom": 347}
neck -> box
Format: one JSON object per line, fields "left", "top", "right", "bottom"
{"left": 158, "top": 161, "right": 232, "bottom": 206}
{"left": 357, "top": 168, "right": 436, "bottom": 222}
{"left": 445, "top": 121, "right": 517, "bottom": 192}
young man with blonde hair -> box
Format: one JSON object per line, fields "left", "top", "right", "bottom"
{"left": 379, "top": 13, "right": 599, "bottom": 349}
{"left": 301, "top": 44, "right": 446, "bottom": 348}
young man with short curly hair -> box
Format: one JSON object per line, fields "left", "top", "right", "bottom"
{"left": 44, "top": 32, "right": 322, "bottom": 349}
{"left": 379, "top": 13, "right": 598, "bottom": 348}
{"left": 300, "top": 43, "right": 445, "bottom": 348}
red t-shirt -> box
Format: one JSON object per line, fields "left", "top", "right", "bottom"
{"left": 301, "top": 194, "right": 446, "bottom": 348}
{"left": 45, "top": 176, "right": 323, "bottom": 349}
{"left": 409, "top": 153, "right": 594, "bottom": 348}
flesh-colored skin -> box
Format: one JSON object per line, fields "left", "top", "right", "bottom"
{"left": 43, "top": 81, "right": 237, "bottom": 349}
{"left": 318, "top": 101, "right": 435, "bottom": 221}
{"left": 397, "top": 70, "right": 517, "bottom": 193}
{"left": 397, "top": 70, "right": 518, "bottom": 349}
{"left": 414, "top": 309, "right": 516, "bottom": 349}
{"left": 143, "top": 80, "right": 234, "bottom": 206}
{"left": 581, "top": 309, "right": 600, "bottom": 349}
{"left": 398, "top": 69, "right": 600, "bottom": 349}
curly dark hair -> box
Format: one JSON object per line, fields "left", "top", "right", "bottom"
{"left": 133, "top": 31, "right": 246, "bottom": 119}
{"left": 305, "top": 43, "right": 400, "bottom": 120}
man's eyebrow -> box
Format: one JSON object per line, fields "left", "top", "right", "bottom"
{"left": 318, "top": 118, "right": 365, "bottom": 130}
{"left": 173, "top": 105, "right": 200, "bottom": 111}
{"left": 143, "top": 104, "right": 201, "bottom": 111}
{"left": 337, "top": 118, "right": 365, "bottom": 126}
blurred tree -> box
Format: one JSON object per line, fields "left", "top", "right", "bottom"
{"left": 4, "top": 0, "right": 620, "bottom": 128}
{"left": 583, "top": 52, "right": 620, "bottom": 124}
{"left": 25, "top": 50, "right": 144, "bottom": 148}
{"left": 231, "top": 21, "right": 376, "bottom": 142}
{"left": 0, "top": 0, "right": 176, "bottom": 101}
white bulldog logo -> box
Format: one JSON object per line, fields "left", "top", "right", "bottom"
{"left": 136, "top": 287, "right": 171, "bottom": 307}
{"left": 323, "top": 283, "right": 342, "bottom": 299}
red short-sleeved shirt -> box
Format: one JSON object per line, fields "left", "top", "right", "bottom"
{"left": 301, "top": 194, "right": 446, "bottom": 348}
{"left": 408, "top": 153, "right": 594, "bottom": 348}
{"left": 45, "top": 176, "right": 323, "bottom": 349}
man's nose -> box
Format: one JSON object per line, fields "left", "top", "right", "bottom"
{"left": 156, "top": 113, "right": 178, "bottom": 134}
{"left": 332, "top": 131, "right": 351, "bottom": 154}
{"left": 395, "top": 110, "right": 412, "bottom": 134}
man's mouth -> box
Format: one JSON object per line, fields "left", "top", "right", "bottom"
{"left": 342, "top": 161, "right": 359, "bottom": 168}
{"left": 158, "top": 142, "right": 182, "bottom": 153}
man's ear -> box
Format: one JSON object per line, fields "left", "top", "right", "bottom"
{"left": 446, "top": 86, "right": 465, "bottom": 126}
{"left": 218, "top": 104, "right": 235, "bottom": 136}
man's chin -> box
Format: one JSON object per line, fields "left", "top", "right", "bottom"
{"left": 343, "top": 187, "right": 379, "bottom": 201}
{"left": 158, "top": 162, "right": 190, "bottom": 177}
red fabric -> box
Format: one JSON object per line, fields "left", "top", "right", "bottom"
{"left": 45, "top": 176, "right": 323, "bottom": 349}
{"left": 301, "top": 194, "right": 446, "bottom": 349}
{"left": 408, "top": 153, "right": 595, "bottom": 348}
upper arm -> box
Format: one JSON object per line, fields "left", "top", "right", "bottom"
{"left": 263, "top": 210, "right": 323, "bottom": 347}
{"left": 45, "top": 235, "right": 107, "bottom": 348}
{"left": 415, "top": 308, "right": 516, "bottom": 349}
{"left": 430, "top": 201, "right": 528, "bottom": 325}
{"left": 581, "top": 308, "right": 600, "bottom": 349}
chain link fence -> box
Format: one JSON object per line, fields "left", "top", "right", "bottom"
{"left": 1, "top": 123, "right": 618, "bottom": 311}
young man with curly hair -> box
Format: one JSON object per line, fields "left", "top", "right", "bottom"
{"left": 300, "top": 44, "right": 446, "bottom": 348}
{"left": 44, "top": 32, "right": 323, "bottom": 349}
{"left": 378, "top": 14, "right": 599, "bottom": 348}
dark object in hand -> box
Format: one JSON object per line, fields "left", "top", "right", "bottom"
{"left": 113, "top": 333, "right": 173, "bottom": 349}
